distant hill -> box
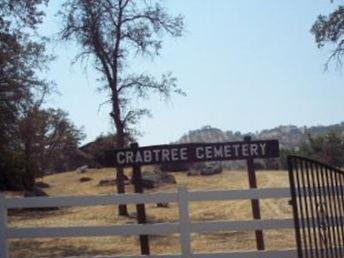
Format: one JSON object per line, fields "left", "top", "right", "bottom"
{"left": 178, "top": 122, "right": 344, "bottom": 150}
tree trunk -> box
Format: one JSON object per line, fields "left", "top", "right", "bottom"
{"left": 115, "top": 131, "right": 129, "bottom": 216}
{"left": 109, "top": 1, "right": 128, "bottom": 216}
{"left": 24, "top": 139, "right": 35, "bottom": 190}
{"left": 111, "top": 94, "right": 128, "bottom": 216}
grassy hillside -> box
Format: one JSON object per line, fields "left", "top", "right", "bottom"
{"left": 7, "top": 168, "right": 295, "bottom": 258}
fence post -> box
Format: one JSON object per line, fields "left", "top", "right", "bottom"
{"left": 0, "top": 193, "right": 8, "bottom": 258}
{"left": 178, "top": 186, "right": 192, "bottom": 258}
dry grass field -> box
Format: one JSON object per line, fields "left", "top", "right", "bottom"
{"left": 6, "top": 168, "right": 296, "bottom": 258}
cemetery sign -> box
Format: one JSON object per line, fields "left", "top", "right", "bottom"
{"left": 104, "top": 140, "right": 279, "bottom": 168}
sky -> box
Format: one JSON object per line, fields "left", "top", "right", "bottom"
{"left": 40, "top": 0, "right": 344, "bottom": 146}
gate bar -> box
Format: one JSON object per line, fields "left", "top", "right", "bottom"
{"left": 288, "top": 157, "right": 304, "bottom": 258}
{"left": 320, "top": 166, "right": 335, "bottom": 258}
{"left": 304, "top": 161, "right": 320, "bottom": 258}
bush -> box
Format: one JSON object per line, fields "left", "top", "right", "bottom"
{"left": 0, "top": 151, "right": 35, "bottom": 191}
{"left": 300, "top": 131, "right": 344, "bottom": 168}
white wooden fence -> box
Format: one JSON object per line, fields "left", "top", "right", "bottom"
{"left": 0, "top": 186, "right": 298, "bottom": 258}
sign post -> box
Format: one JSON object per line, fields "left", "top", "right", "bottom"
{"left": 130, "top": 143, "right": 150, "bottom": 255}
{"left": 244, "top": 136, "right": 265, "bottom": 250}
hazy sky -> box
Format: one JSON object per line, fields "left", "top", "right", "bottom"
{"left": 41, "top": 0, "right": 344, "bottom": 146}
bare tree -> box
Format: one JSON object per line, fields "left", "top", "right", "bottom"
{"left": 59, "top": 0, "right": 185, "bottom": 216}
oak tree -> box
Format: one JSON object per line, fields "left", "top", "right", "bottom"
{"left": 0, "top": 0, "right": 51, "bottom": 147}
{"left": 0, "top": 0, "right": 53, "bottom": 190}
{"left": 300, "top": 131, "right": 344, "bottom": 168}
{"left": 59, "top": 0, "right": 185, "bottom": 215}
{"left": 311, "top": 3, "right": 344, "bottom": 68}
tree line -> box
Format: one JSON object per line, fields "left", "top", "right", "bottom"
{"left": 0, "top": 1, "right": 85, "bottom": 191}
{"left": 278, "top": 131, "right": 344, "bottom": 170}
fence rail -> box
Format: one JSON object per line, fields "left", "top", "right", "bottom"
{"left": 0, "top": 186, "right": 298, "bottom": 258}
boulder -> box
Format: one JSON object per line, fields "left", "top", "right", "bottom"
{"left": 187, "top": 169, "right": 201, "bottom": 176}
{"left": 79, "top": 177, "right": 92, "bottom": 183}
{"left": 157, "top": 203, "right": 169, "bottom": 208}
{"left": 187, "top": 162, "right": 223, "bottom": 176}
{"left": 24, "top": 187, "right": 49, "bottom": 197}
{"left": 35, "top": 181, "right": 50, "bottom": 188}
{"left": 98, "top": 175, "right": 129, "bottom": 187}
{"left": 76, "top": 165, "right": 88, "bottom": 173}
{"left": 155, "top": 170, "right": 176, "bottom": 184}
{"left": 141, "top": 178, "right": 158, "bottom": 189}
{"left": 133, "top": 170, "right": 176, "bottom": 189}
{"left": 200, "top": 163, "right": 223, "bottom": 176}
{"left": 191, "top": 162, "right": 207, "bottom": 171}
{"left": 98, "top": 178, "right": 116, "bottom": 186}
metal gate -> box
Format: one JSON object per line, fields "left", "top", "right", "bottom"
{"left": 288, "top": 155, "right": 344, "bottom": 258}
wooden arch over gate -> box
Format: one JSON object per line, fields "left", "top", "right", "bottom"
{"left": 288, "top": 156, "right": 344, "bottom": 258}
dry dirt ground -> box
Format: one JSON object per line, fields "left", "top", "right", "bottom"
{"left": 6, "top": 168, "right": 296, "bottom": 258}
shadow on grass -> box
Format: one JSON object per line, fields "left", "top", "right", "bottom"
{"left": 8, "top": 207, "right": 72, "bottom": 220}
{"left": 10, "top": 239, "right": 122, "bottom": 258}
